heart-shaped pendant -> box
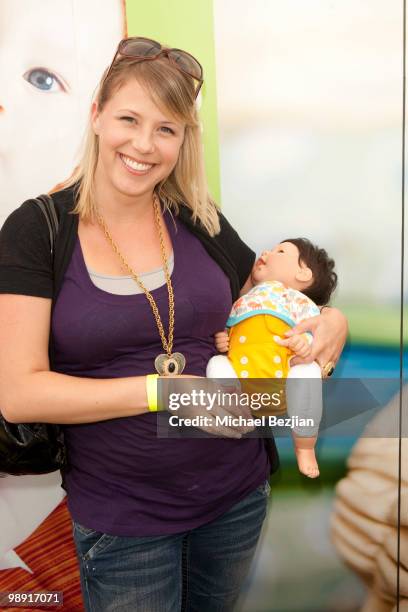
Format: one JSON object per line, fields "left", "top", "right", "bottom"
{"left": 155, "top": 352, "right": 186, "bottom": 376}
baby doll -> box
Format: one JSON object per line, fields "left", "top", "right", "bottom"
{"left": 207, "top": 238, "right": 337, "bottom": 478}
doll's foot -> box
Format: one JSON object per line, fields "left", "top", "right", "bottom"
{"left": 295, "top": 448, "right": 320, "bottom": 478}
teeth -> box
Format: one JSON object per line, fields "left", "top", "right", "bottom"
{"left": 121, "top": 155, "right": 153, "bottom": 171}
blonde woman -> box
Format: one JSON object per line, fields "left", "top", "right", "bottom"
{"left": 0, "top": 38, "right": 348, "bottom": 611}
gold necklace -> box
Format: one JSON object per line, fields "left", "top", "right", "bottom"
{"left": 96, "top": 195, "right": 186, "bottom": 376}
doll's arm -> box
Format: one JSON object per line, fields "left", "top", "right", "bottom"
{"left": 275, "top": 332, "right": 313, "bottom": 360}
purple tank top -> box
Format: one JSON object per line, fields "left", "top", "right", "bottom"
{"left": 51, "top": 212, "right": 269, "bottom": 536}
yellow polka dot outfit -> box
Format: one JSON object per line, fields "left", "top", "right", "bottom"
{"left": 227, "top": 281, "right": 320, "bottom": 379}
{"left": 229, "top": 315, "right": 292, "bottom": 378}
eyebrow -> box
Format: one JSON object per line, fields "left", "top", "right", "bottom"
{"left": 117, "top": 109, "right": 178, "bottom": 125}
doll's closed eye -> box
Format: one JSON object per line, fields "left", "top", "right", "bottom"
{"left": 23, "top": 67, "right": 68, "bottom": 93}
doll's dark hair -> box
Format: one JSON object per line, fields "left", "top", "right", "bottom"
{"left": 282, "top": 238, "right": 338, "bottom": 306}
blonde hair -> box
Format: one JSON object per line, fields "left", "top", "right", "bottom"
{"left": 61, "top": 53, "right": 220, "bottom": 235}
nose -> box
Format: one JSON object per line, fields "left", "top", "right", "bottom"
{"left": 131, "top": 127, "right": 155, "bottom": 156}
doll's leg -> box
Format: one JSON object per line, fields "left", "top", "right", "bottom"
{"left": 286, "top": 362, "right": 322, "bottom": 478}
{"left": 206, "top": 355, "right": 238, "bottom": 378}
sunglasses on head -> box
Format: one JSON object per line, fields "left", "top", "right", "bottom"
{"left": 102, "top": 37, "right": 204, "bottom": 99}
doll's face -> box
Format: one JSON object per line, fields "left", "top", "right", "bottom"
{"left": 251, "top": 241, "right": 313, "bottom": 289}
{"left": 0, "top": 0, "right": 123, "bottom": 222}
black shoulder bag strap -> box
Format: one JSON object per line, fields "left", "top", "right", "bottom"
{"left": 33, "top": 194, "right": 59, "bottom": 370}
{"left": 34, "top": 194, "right": 59, "bottom": 257}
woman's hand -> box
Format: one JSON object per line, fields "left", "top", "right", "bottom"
{"left": 163, "top": 376, "right": 254, "bottom": 438}
{"left": 284, "top": 307, "right": 348, "bottom": 371}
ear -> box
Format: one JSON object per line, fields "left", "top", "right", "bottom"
{"left": 295, "top": 266, "right": 313, "bottom": 283}
{"left": 91, "top": 101, "right": 101, "bottom": 135}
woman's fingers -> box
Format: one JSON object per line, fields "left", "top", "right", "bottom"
{"left": 201, "top": 405, "right": 254, "bottom": 437}
{"left": 297, "top": 346, "right": 312, "bottom": 359}
{"left": 290, "top": 335, "right": 324, "bottom": 366}
{"left": 285, "top": 316, "right": 319, "bottom": 337}
{"left": 295, "top": 340, "right": 336, "bottom": 371}
{"left": 287, "top": 309, "right": 347, "bottom": 373}
{"left": 290, "top": 354, "right": 315, "bottom": 366}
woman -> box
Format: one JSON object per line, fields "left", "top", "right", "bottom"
{"left": 0, "top": 38, "right": 347, "bottom": 611}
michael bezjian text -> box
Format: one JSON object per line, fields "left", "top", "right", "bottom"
{"left": 168, "top": 415, "right": 315, "bottom": 428}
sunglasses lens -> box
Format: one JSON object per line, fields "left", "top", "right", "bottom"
{"left": 121, "top": 38, "right": 161, "bottom": 58}
{"left": 168, "top": 50, "right": 203, "bottom": 81}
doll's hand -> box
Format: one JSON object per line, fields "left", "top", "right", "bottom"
{"left": 285, "top": 307, "right": 348, "bottom": 370}
{"left": 275, "top": 333, "right": 312, "bottom": 359}
{"left": 215, "top": 329, "right": 229, "bottom": 353}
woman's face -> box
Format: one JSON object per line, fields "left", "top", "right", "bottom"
{"left": 0, "top": 0, "right": 123, "bottom": 221}
{"left": 92, "top": 78, "right": 186, "bottom": 201}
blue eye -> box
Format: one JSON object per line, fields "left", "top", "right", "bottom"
{"left": 23, "top": 67, "right": 66, "bottom": 93}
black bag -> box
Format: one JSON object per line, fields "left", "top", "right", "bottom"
{"left": 0, "top": 195, "right": 67, "bottom": 476}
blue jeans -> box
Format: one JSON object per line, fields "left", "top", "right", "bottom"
{"left": 72, "top": 480, "right": 270, "bottom": 612}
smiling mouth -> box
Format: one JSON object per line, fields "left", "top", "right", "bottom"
{"left": 119, "top": 153, "right": 155, "bottom": 173}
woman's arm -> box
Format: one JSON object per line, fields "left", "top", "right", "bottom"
{"left": 237, "top": 272, "right": 347, "bottom": 369}
{"left": 0, "top": 294, "right": 150, "bottom": 424}
{"left": 239, "top": 273, "right": 253, "bottom": 297}
{"left": 284, "top": 306, "right": 348, "bottom": 368}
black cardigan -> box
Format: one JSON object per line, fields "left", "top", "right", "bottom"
{"left": 0, "top": 185, "right": 253, "bottom": 302}
{"left": 0, "top": 185, "right": 279, "bottom": 473}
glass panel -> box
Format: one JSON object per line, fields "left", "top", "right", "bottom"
{"left": 213, "top": 1, "right": 404, "bottom": 609}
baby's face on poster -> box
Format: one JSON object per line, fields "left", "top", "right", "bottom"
{"left": 0, "top": 0, "right": 123, "bottom": 220}
{"left": 0, "top": 0, "right": 123, "bottom": 569}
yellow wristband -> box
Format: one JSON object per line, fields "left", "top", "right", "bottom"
{"left": 146, "top": 374, "right": 160, "bottom": 412}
